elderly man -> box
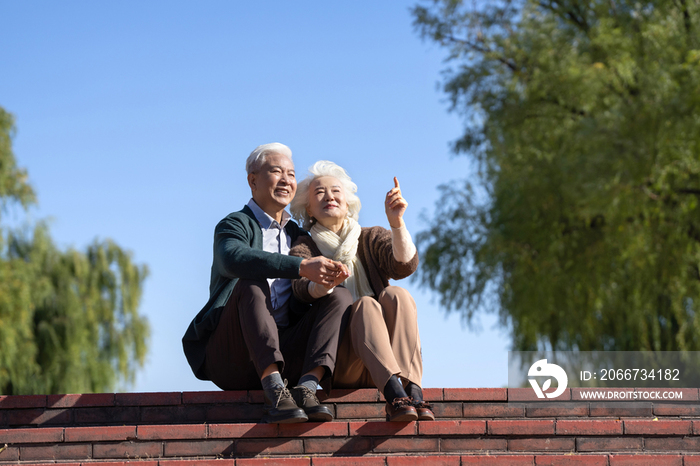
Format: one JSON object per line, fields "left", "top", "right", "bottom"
{"left": 182, "top": 143, "right": 352, "bottom": 424}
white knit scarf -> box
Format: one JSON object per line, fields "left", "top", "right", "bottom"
{"left": 310, "top": 218, "right": 374, "bottom": 301}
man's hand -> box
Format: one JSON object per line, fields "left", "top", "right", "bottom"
{"left": 300, "top": 256, "right": 350, "bottom": 288}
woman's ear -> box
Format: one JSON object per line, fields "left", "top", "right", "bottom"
{"left": 306, "top": 216, "right": 316, "bottom": 230}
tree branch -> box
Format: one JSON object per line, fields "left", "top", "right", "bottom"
{"left": 539, "top": 96, "right": 587, "bottom": 116}
{"left": 678, "top": 0, "right": 692, "bottom": 36}
{"left": 538, "top": 0, "right": 590, "bottom": 32}
{"left": 443, "top": 35, "right": 519, "bottom": 72}
{"left": 676, "top": 188, "right": 700, "bottom": 195}
{"left": 688, "top": 223, "right": 700, "bottom": 244}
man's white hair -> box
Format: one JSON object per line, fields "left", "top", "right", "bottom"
{"left": 290, "top": 160, "right": 362, "bottom": 230}
{"left": 245, "top": 143, "right": 293, "bottom": 174}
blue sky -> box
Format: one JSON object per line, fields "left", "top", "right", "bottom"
{"left": 1, "top": 1, "right": 510, "bottom": 392}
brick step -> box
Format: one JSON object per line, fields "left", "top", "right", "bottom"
{"left": 0, "top": 457, "right": 699, "bottom": 466}
{"left": 2, "top": 388, "right": 700, "bottom": 464}
{"left": 0, "top": 456, "right": 699, "bottom": 466}
{"left": 4, "top": 419, "right": 700, "bottom": 460}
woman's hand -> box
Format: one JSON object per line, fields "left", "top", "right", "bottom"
{"left": 385, "top": 177, "right": 408, "bottom": 229}
{"left": 325, "top": 262, "right": 350, "bottom": 289}
{"left": 300, "top": 257, "right": 349, "bottom": 287}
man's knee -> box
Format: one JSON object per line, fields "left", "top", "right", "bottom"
{"left": 318, "top": 286, "right": 354, "bottom": 314}
{"left": 233, "top": 279, "right": 273, "bottom": 309}
{"left": 236, "top": 279, "right": 269, "bottom": 296}
{"left": 328, "top": 286, "right": 353, "bottom": 306}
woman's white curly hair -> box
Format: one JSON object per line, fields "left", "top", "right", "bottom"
{"left": 290, "top": 160, "right": 362, "bottom": 230}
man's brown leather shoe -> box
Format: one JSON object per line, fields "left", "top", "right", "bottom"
{"left": 262, "top": 381, "right": 308, "bottom": 424}
{"left": 291, "top": 385, "right": 334, "bottom": 422}
{"left": 385, "top": 396, "right": 418, "bottom": 422}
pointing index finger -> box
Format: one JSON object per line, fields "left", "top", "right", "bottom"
{"left": 394, "top": 177, "right": 400, "bottom": 190}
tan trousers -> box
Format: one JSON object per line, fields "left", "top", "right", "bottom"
{"left": 332, "top": 286, "right": 423, "bottom": 392}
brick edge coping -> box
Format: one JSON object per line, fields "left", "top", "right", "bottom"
{"left": 5, "top": 418, "right": 700, "bottom": 441}
{"left": 3, "top": 388, "right": 697, "bottom": 410}
{"left": 0, "top": 389, "right": 511, "bottom": 410}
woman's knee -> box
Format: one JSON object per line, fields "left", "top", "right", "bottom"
{"left": 380, "top": 285, "right": 411, "bottom": 300}
{"left": 378, "top": 286, "right": 416, "bottom": 314}
{"left": 348, "top": 297, "right": 389, "bottom": 349}
{"left": 350, "top": 296, "right": 384, "bottom": 328}
{"left": 351, "top": 296, "right": 381, "bottom": 316}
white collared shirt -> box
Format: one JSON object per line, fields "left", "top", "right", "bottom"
{"left": 246, "top": 198, "right": 292, "bottom": 328}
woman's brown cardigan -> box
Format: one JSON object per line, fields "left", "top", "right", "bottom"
{"left": 289, "top": 226, "right": 419, "bottom": 303}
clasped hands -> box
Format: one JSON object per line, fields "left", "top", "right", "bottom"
{"left": 299, "top": 256, "right": 349, "bottom": 289}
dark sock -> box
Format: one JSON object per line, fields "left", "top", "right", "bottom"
{"left": 383, "top": 374, "right": 408, "bottom": 402}
{"left": 297, "top": 374, "right": 319, "bottom": 393}
{"left": 405, "top": 382, "right": 423, "bottom": 403}
{"left": 261, "top": 372, "right": 284, "bottom": 393}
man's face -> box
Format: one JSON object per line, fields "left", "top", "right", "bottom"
{"left": 248, "top": 152, "right": 297, "bottom": 215}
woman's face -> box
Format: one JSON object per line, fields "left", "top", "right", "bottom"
{"left": 307, "top": 176, "right": 348, "bottom": 232}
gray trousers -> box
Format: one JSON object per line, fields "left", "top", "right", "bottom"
{"left": 203, "top": 279, "right": 352, "bottom": 391}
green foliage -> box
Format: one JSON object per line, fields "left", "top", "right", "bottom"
{"left": 0, "top": 108, "right": 35, "bottom": 211}
{"left": 0, "top": 107, "right": 149, "bottom": 394}
{"left": 413, "top": 0, "right": 700, "bottom": 351}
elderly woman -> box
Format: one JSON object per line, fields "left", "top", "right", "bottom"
{"left": 289, "top": 161, "right": 433, "bottom": 422}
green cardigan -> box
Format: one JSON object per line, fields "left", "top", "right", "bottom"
{"left": 182, "top": 205, "right": 308, "bottom": 380}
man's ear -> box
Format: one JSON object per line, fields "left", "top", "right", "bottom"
{"left": 247, "top": 172, "right": 256, "bottom": 190}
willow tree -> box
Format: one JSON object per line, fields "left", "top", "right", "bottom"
{"left": 413, "top": 0, "right": 700, "bottom": 351}
{"left": 0, "top": 107, "right": 149, "bottom": 394}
